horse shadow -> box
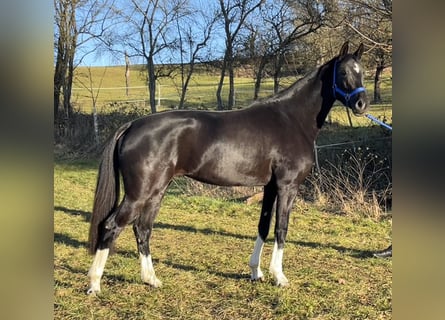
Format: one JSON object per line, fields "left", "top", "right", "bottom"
{"left": 54, "top": 206, "right": 91, "bottom": 221}
{"left": 54, "top": 206, "right": 374, "bottom": 259}
{"left": 54, "top": 222, "right": 373, "bottom": 289}
{"left": 161, "top": 260, "right": 249, "bottom": 281}
{"left": 153, "top": 222, "right": 374, "bottom": 258}
{"left": 291, "top": 240, "right": 374, "bottom": 258}
{"left": 154, "top": 222, "right": 254, "bottom": 241}
{"left": 54, "top": 232, "right": 87, "bottom": 249}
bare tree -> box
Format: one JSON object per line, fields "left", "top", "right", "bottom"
{"left": 76, "top": 66, "right": 108, "bottom": 145}
{"left": 54, "top": 0, "right": 117, "bottom": 148}
{"left": 175, "top": 5, "right": 218, "bottom": 109}
{"left": 54, "top": 0, "right": 115, "bottom": 121}
{"left": 343, "top": 0, "right": 392, "bottom": 103}
{"left": 216, "top": 0, "right": 264, "bottom": 110}
{"left": 113, "top": 0, "right": 189, "bottom": 113}
{"left": 267, "top": 0, "right": 392, "bottom": 104}
{"left": 245, "top": 0, "right": 332, "bottom": 99}
{"left": 54, "top": 0, "right": 78, "bottom": 120}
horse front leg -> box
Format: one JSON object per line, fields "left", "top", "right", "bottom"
{"left": 249, "top": 181, "right": 277, "bottom": 281}
{"left": 269, "top": 184, "right": 298, "bottom": 287}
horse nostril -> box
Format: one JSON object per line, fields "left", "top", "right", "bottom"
{"left": 356, "top": 99, "right": 365, "bottom": 110}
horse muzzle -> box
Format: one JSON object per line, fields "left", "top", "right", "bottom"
{"left": 350, "top": 95, "right": 369, "bottom": 116}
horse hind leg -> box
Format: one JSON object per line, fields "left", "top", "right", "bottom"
{"left": 87, "top": 218, "right": 123, "bottom": 295}
{"left": 87, "top": 197, "right": 138, "bottom": 295}
{"left": 87, "top": 248, "right": 110, "bottom": 295}
{"left": 87, "top": 223, "right": 121, "bottom": 295}
{"left": 133, "top": 197, "right": 163, "bottom": 288}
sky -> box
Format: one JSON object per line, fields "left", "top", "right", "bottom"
{"left": 75, "top": 0, "right": 226, "bottom": 67}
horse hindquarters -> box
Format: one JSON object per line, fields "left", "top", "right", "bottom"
{"left": 87, "top": 118, "right": 170, "bottom": 294}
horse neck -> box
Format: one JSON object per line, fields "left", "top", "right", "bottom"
{"left": 286, "top": 59, "right": 336, "bottom": 139}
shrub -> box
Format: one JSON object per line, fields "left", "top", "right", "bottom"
{"left": 307, "top": 147, "right": 392, "bottom": 220}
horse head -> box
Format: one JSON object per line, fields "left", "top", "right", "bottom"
{"left": 333, "top": 42, "right": 369, "bottom": 116}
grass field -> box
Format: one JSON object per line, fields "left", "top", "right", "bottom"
{"left": 71, "top": 65, "right": 392, "bottom": 115}
{"left": 54, "top": 161, "right": 391, "bottom": 319}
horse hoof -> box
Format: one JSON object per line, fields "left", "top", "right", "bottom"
{"left": 152, "top": 279, "right": 162, "bottom": 288}
{"left": 273, "top": 274, "right": 289, "bottom": 287}
{"left": 143, "top": 277, "right": 162, "bottom": 288}
{"left": 87, "top": 288, "right": 100, "bottom": 296}
{"left": 276, "top": 280, "right": 289, "bottom": 287}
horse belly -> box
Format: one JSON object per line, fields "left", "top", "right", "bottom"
{"left": 186, "top": 148, "right": 272, "bottom": 187}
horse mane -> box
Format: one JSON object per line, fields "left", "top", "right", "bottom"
{"left": 252, "top": 68, "right": 320, "bottom": 106}
{"left": 254, "top": 57, "right": 336, "bottom": 106}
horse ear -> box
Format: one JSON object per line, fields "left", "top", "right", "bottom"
{"left": 339, "top": 41, "right": 349, "bottom": 58}
{"left": 353, "top": 43, "right": 365, "bottom": 60}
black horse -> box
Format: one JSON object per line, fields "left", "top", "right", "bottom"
{"left": 87, "top": 42, "right": 368, "bottom": 294}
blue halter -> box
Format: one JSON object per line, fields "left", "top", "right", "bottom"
{"left": 332, "top": 59, "right": 366, "bottom": 103}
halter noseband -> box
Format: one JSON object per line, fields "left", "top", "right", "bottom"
{"left": 332, "top": 59, "right": 366, "bottom": 103}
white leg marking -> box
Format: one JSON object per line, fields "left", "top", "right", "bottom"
{"left": 87, "top": 248, "right": 109, "bottom": 295}
{"left": 140, "top": 253, "right": 162, "bottom": 288}
{"left": 269, "top": 241, "right": 289, "bottom": 287}
{"left": 249, "top": 236, "right": 265, "bottom": 281}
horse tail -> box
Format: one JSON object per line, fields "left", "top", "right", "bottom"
{"left": 88, "top": 122, "right": 132, "bottom": 254}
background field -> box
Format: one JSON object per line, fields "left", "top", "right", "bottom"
{"left": 71, "top": 65, "right": 392, "bottom": 116}
{"left": 55, "top": 65, "right": 392, "bottom": 319}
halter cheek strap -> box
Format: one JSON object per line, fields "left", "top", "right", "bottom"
{"left": 333, "top": 60, "right": 366, "bottom": 103}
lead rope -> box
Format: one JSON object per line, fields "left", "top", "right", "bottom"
{"left": 365, "top": 113, "right": 392, "bottom": 131}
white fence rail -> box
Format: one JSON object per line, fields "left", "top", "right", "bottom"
{"left": 71, "top": 83, "right": 276, "bottom": 112}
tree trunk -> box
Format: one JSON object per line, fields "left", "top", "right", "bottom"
{"left": 225, "top": 41, "right": 236, "bottom": 109}
{"left": 216, "top": 57, "right": 227, "bottom": 110}
{"left": 253, "top": 57, "right": 267, "bottom": 100}
{"left": 147, "top": 57, "right": 157, "bottom": 114}
{"left": 63, "top": 54, "right": 75, "bottom": 118}
{"left": 273, "top": 75, "right": 280, "bottom": 94}
{"left": 54, "top": 42, "right": 65, "bottom": 120}
{"left": 227, "top": 57, "right": 234, "bottom": 110}
{"left": 273, "top": 54, "right": 284, "bottom": 94}
{"left": 62, "top": 3, "right": 77, "bottom": 119}
{"left": 177, "top": 25, "right": 186, "bottom": 110}
{"left": 125, "top": 52, "right": 130, "bottom": 96}
{"left": 374, "top": 63, "right": 385, "bottom": 103}
{"left": 178, "top": 63, "right": 195, "bottom": 110}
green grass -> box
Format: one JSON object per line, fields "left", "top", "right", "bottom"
{"left": 54, "top": 160, "right": 391, "bottom": 319}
